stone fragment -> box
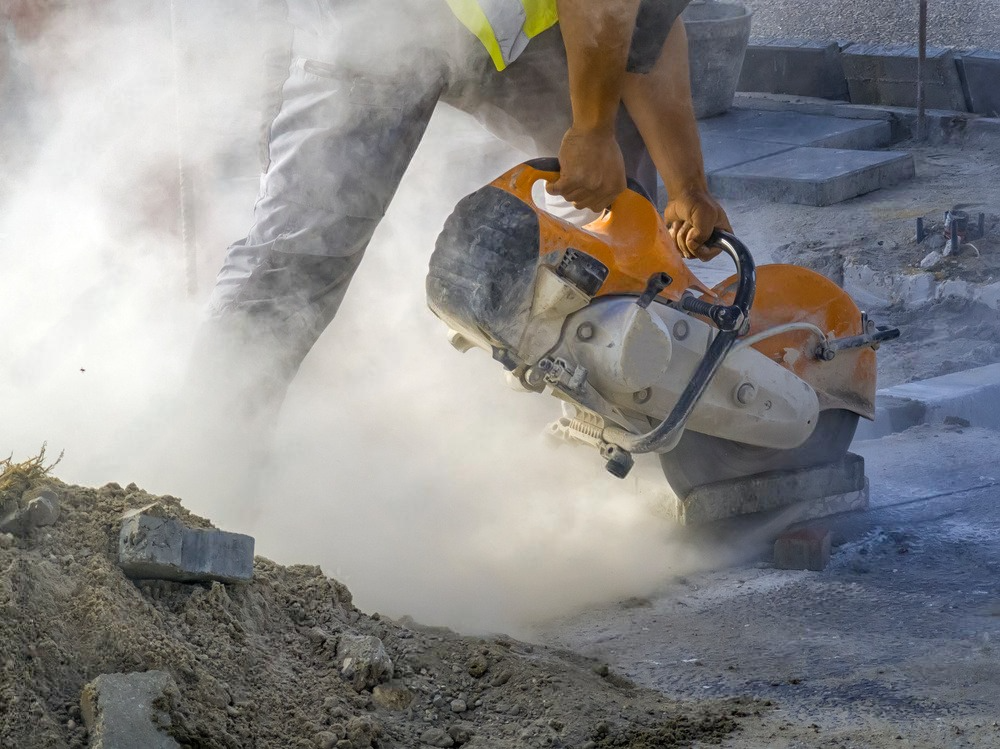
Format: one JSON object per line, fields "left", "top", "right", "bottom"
{"left": 371, "top": 683, "right": 412, "bottom": 711}
{"left": 450, "top": 698, "right": 467, "bottom": 713}
{"left": 774, "top": 527, "right": 833, "bottom": 572}
{"left": 80, "top": 671, "right": 180, "bottom": 749}
{"left": 420, "top": 727, "right": 455, "bottom": 748}
{"left": 337, "top": 633, "right": 393, "bottom": 692}
{"left": 466, "top": 654, "right": 488, "bottom": 678}
{"left": 448, "top": 721, "right": 475, "bottom": 745}
{"left": 118, "top": 511, "right": 254, "bottom": 584}
{"left": 0, "top": 489, "right": 60, "bottom": 535}
{"left": 920, "top": 250, "right": 943, "bottom": 269}
{"left": 0, "top": 533, "right": 14, "bottom": 548}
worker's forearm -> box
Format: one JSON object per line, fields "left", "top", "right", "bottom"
{"left": 556, "top": 0, "right": 641, "bottom": 133}
{"left": 621, "top": 20, "right": 707, "bottom": 197}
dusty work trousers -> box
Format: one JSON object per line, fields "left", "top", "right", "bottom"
{"left": 202, "top": 0, "right": 662, "bottom": 419}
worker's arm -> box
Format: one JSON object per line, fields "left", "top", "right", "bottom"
{"left": 621, "top": 19, "right": 731, "bottom": 260}
{"left": 547, "top": 0, "right": 641, "bottom": 212}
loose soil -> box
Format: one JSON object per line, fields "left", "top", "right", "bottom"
{"left": 0, "top": 472, "right": 759, "bottom": 749}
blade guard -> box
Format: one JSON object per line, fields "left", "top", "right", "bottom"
{"left": 708, "top": 265, "right": 878, "bottom": 421}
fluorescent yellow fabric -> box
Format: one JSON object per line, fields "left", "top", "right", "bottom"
{"left": 520, "top": 0, "right": 559, "bottom": 37}
{"left": 445, "top": 0, "right": 559, "bottom": 71}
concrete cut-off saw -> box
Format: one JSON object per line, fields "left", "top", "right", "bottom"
{"left": 426, "top": 159, "right": 899, "bottom": 498}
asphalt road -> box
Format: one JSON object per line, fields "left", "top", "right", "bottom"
{"left": 742, "top": 0, "right": 998, "bottom": 51}
{"left": 538, "top": 425, "right": 1000, "bottom": 746}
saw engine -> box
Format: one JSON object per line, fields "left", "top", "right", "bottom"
{"left": 426, "top": 159, "right": 899, "bottom": 496}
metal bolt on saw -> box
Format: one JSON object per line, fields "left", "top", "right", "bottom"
{"left": 426, "top": 159, "right": 899, "bottom": 497}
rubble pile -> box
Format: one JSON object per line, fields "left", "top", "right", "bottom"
{"left": 0, "top": 461, "right": 756, "bottom": 748}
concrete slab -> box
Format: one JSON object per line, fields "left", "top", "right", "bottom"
{"left": 856, "top": 362, "right": 1000, "bottom": 441}
{"left": 739, "top": 39, "right": 849, "bottom": 101}
{"left": 842, "top": 44, "right": 968, "bottom": 111}
{"left": 699, "top": 132, "right": 796, "bottom": 173}
{"left": 698, "top": 109, "right": 892, "bottom": 150}
{"left": 708, "top": 147, "right": 915, "bottom": 206}
{"left": 959, "top": 50, "right": 1000, "bottom": 117}
{"left": 674, "top": 453, "right": 867, "bottom": 526}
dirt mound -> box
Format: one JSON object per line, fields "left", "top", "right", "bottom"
{"left": 0, "top": 468, "right": 758, "bottom": 748}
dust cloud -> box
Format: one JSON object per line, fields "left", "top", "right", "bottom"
{"left": 0, "top": 0, "right": 741, "bottom": 636}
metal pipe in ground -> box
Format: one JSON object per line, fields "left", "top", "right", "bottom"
{"left": 917, "top": 0, "right": 928, "bottom": 141}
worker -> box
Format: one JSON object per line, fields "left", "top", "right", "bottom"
{"left": 195, "top": 0, "right": 732, "bottom": 430}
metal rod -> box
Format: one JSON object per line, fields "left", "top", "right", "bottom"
{"left": 917, "top": 0, "right": 928, "bottom": 141}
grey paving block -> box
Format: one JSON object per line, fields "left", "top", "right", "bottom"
{"left": 119, "top": 510, "right": 254, "bottom": 583}
{"left": 81, "top": 672, "right": 180, "bottom": 749}
{"left": 959, "top": 50, "right": 1000, "bottom": 117}
{"left": 698, "top": 109, "right": 891, "bottom": 150}
{"left": 843, "top": 44, "right": 968, "bottom": 111}
{"left": 739, "top": 39, "right": 849, "bottom": 100}
{"left": 678, "top": 453, "right": 867, "bottom": 525}
{"left": 708, "top": 147, "right": 915, "bottom": 206}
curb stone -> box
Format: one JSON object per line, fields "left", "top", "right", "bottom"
{"left": 856, "top": 363, "right": 1000, "bottom": 441}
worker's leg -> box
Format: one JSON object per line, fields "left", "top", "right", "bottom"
{"left": 195, "top": 12, "right": 448, "bottom": 427}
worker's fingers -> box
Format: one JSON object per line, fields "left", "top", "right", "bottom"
{"left": 662, "top": 201, "right": 685, "bottom": 227}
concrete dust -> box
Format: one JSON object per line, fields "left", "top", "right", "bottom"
{"left": 0, "top": 0, "right": 741, "bottom": 641}
{"left": 0, "top": 470, "right": 754, "bottom": 748}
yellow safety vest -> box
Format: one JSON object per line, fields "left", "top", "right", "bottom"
{"left": 445, "top": 0, "right": 559, "bottom": 71}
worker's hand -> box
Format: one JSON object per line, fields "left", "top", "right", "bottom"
{"left": 663, "top": 188, "right": 733, "bottom": 260}
{"left": 547, "top": 126, "right": 627, "bottom": 213}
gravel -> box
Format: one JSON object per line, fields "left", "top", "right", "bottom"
{"left": 740, "top": 0, "right": 1000, "bottom": 51}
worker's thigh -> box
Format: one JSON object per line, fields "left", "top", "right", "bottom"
{"left": 446, "top": 26, "right": 656, "bottom": 198}
{"left": 208, "top": 23, "right": 447, "bottom": 327}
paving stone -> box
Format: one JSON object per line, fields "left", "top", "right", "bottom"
{"left": 842, "top": 44, "right": 968, "bottom": 111}
{"left": 81, "top": 671, "right": 180, "bottom": 749}
{"left": 959, "top": 50, "right": 1000, "bottom": 117}
{"left": 118, "top": 509, "right": 254, "bottom": 584}
{"left": 774, "top": 527, "right": 833, "bottom": 571}
{"left": 676, "top": 453, "right": 867, "bottom": 525}
{"left": 739, "top": 39, "right": 849, "bottom": 100}
{"left": 699, "top": 109, "right": 891, "bottom": 150}
{"left": 708, "top": 147, "right": 914, "bottom": 206}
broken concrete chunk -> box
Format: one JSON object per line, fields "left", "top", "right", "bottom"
{"left": 81, "top": 671, "right": 180, "bottom": 749}
{"left": 119, "top": 512, "right": 254, "bottom": 584}
{"left": 0, "top": 489, "right": 60, "bottom": 535}
{"left": 337, "top": 633, "right": 393, "bottom": 692}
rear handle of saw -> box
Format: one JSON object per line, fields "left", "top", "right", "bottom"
{"left": 603, "top": 230, "right": 757, "bottom": 474}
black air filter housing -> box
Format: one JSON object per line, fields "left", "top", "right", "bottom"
{"left": 427, "top": 186, "right": 541, "bottom": 350}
